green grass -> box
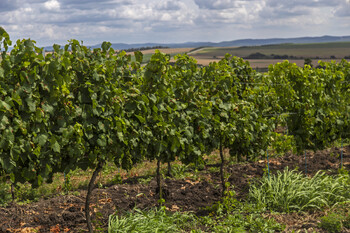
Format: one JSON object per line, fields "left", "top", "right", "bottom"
{"left": 108, "top": 195, "right": 285, "bottom": 233}
{"left": 249, "top": 168, "right": 350, "bottom": 212}
{"left": 318, "top": 202, "right": 350, "bottom": 232}
{"left": 108, "top": 186, "right": 285, "bottom": 233}
{"left": 108, "top": 167, "right": 350, "bottom": 233}
{"left": 108, "top": 206, "right": 197, "bottom": 233}
{"left": 191, "top": 42, "right": 350, "bottom": 59}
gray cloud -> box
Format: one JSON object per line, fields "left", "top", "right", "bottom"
{"left": 0, "top": 0, "right": 19, "bottom": 12}
{"left": 157, "top": 0, "right": 183, "bottom": 11}
{"left": 257, "top": 0, "right": 344, "bottom": 21}
{"left": 259, "top": 6, "right": 309, "bottom": 19}
{"left": 59, "top": 0, "right": 132, "bottom": 10}
{"left": 335, "top": 0, "right": 350, "bottom": 17}
{"left": 194, "top": 0, "right": 241, "bottom": 9}
{"left": 266, "top": 0, "right": 341, "bottom": 8}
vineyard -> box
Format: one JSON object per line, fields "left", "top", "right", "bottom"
{"left": 1, "top": 28, "right": 350, "bottom": 232}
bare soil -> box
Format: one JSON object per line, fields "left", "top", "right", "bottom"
{"left": 0, "top": 146, "right": 349, "bottom": 233}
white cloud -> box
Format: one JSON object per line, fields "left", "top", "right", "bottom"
{"left": 0, "top": 0, "right": 349, "bottom": 46}
{"left": 44, "top": 0, "right": 60, "bottom": 11}
{"left": 195, "top": 0, "right": 262, "bottom": 25}
{"left": 335, "top": 0, "right": 350, "bottom": 16}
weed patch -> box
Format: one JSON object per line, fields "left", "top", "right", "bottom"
{"left": 249, "top": 168, "right": 350, "bottom": 212}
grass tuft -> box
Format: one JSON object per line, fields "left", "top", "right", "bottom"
{"left": 249, "top": 167, "right": 350, "bottom": 212}
{"left": 108, "top": 206, "right": 196, "bottom": 233}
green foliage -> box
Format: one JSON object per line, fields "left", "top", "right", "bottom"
{"left": 110, "top": 173, "right": 123, "bottom": 185}
{"left": 201, "top": 55, "right": 275, "bottom": 162}
{"left": 1, "top": 27, "right": 350, "bottom": 233}
{"left": 200, "top": 187, "right": 284, "bottom": 233}
{"left": 107, "top": 184, "right": 285, "bottom": 233}
{"left": 249, "top": 168, "right": 350, "bottom": 212}
{"left": 210, "top": 191, "right": 238, "bottom": 216}
{"left": 244, "top": 214, "right": 285, "bottom": 233}
{"left": 0, "top": 27, "right": 12, "bottom": 52}
{"left": 0, "top": 182, "right": 12, "bottom": 205}
{"left": 1, "top": 27, "right": 349, "bottom": 193}
{"left": 166, "top": 163, "right": 189, "bottom": 179}
{"left": 270, "top": 132, "right": 296, "bottom": 156}
{"left": 304, "top": 58, "right": 313, "bottom": 67}
{"left": 319, "top": 212, "right": 343, "bottom": 233}
{"left": 267, "top": 60, "right": 350, "bottom": 154}
{"left": 319, "top": 202, "right": 350, "bottom": 232}
{"left": 63, "top": 172, "right": 72, "bottom": 194}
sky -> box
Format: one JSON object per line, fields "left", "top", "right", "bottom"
{"left": 1, "top": 0, "right": 350, "bottom": 47}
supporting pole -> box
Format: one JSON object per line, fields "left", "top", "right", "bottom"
{"left": 219, "top": 139, "right": 226, "bottom": 196}
{"left": 305, "top": 150, "right": 307, "bottom": 176}
{"left": 267, "top": 150, "right": 270, "bottom": 180}
{"left": 341, "top": 139, "right": 343, "bottom": 169}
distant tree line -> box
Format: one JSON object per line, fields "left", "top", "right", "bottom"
{"left": 244, "top": 52, "right": 350, "bottom": 60}
{"left": 244, "top": 52, "right": 298, "bottom": 59}
{"left": 123, "top": 45, "right": 169, "bottom": 52}
{"left": 188, "top": 46, "right": 208, "bottom": 53}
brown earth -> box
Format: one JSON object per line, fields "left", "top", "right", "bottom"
{"left": 0, "top": 146, "right": 349, "bottom": 233}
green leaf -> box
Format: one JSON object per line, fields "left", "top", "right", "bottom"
{"left": 53, "top": 44, "right": 60, "bottom": 53}
{"left": 38, "top": 134, "right": 48, "bottom": 146}
{"left": 42, "top": 103, "right": 54, "bottom": 114}
{"left": 134, "top": 51, "right": 143, "bottom": 63}
{"left": 12, "top": 92, "right": 22, "bottom": 106}
{"left": 0, "top": 157, "right": 12, "bottom": 171}
{"left": 21, "top": 168, "right": 36, "bottom": 181}
{"left": 0, "top": 67, "right": 4, "bottom": 78}
{"left": 0, "top": 100, "right": 11, "bottom": 111}
{"left": 117, "top": 132, "right": 124, "bottom": 142}
{"left": 26, "top": 97, "right": 36, "bottom": 112}
{"left": 0, "top": 27, "right": 12, "bottom": 51}
{"left": 141, "top": 95, "right": 149, "bottom": 104}
{"left": 52, "top": 141, "right": 61, "bottom": 153}
{"left": 135, "top": 115, "right": 146, "bottom": 123}
{"left": 0, "top": 115, "right": 9, "bottom": 128}
{"left": 152, "top": 105, "right": 158, "bottom": 113}
{"left": 23, "top": 61, "right": 31, "bottom": 68}
{"left": 101, "top": 41, "right": 112, "bottom": 52}
{"left": 98, "top": 121, "right": 105, "bottom": 132}
{"left": 97, "top": 135, "right": 107, "bottom": 147}
{"left": 149, "top": 94, "right": 157, "bottom": 103}
{"left": 85, "top": 131, "right": 94, "bottom": 140}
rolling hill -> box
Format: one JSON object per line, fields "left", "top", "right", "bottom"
{"left": 43, "top": 35, "right": 350, "bottom": 51}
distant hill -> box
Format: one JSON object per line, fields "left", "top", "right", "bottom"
{"left": 43, "top": 35, "right": 350, "bottom": 51}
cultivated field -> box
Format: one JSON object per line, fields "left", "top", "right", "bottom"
{"left": 187, "top": 42, "right": 350, "bottom": 68}
{"left": 125, "top": 48, "right": 193, "bottom": 55}
{"left": 125, "top": 42, "right": 350, "bottom": 68}
{"left": 190, "top": 42, "right": 350, "bottom": 59}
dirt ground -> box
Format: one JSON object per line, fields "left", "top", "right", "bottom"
{"left": 0, "top": 146, "right": 349, "bottom": 233}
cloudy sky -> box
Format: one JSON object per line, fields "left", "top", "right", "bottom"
{"left": 1, "top": 0, "right": 350, "bottom": 47}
